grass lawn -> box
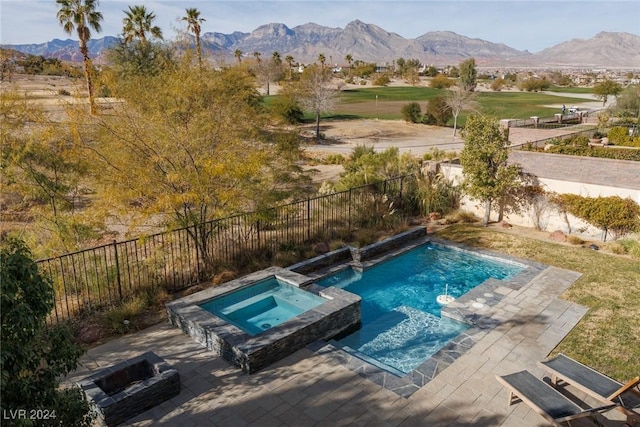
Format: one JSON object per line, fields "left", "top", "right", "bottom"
{"left": 547, "top": 85, "right": 595, "bottom": 94}
{"left": 436, "top": 224, "right": 640, "bottom": 382}
{"left": 265, "top": 86, "right": 597, "bottom": 124}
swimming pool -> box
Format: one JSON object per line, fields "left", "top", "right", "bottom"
{"left": 318, "top": 243, "right": 524, "bottom": 374}
{"left": 199, "top": 277, "right": 325, "bottom": 336}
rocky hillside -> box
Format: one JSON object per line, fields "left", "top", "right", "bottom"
{"left": 533, "top": 32, "right": 640, "bottom": 68}
{"left": 3, "top": 21, "right": 639, "bottom": 68}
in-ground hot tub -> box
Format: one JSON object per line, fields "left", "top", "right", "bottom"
{"left": 167, "top": 267, "right": 360, "bottom": 373}
{"left": 199, "top": 276, "right": 326, "bottom": 336}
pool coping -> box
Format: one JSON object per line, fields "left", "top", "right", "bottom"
{"left": 296, "top": 230, "right": 557, "bottom": 398}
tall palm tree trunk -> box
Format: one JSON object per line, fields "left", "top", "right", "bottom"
{"left": 195, "top": 36, "right": 202, "bottom": 69}
{"left": 80, "top": 45, "right": 96, "bottom": 115}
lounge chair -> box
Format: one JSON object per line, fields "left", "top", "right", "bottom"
{"left": 496, "top": 370, "right": 616, "bottom": 426}
{"left": 540, "top": 353, "right": 640, "bottom": 423}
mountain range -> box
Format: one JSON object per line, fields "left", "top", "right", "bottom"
{"left": 3, "top": 20, "right": 640, "bottom": 68}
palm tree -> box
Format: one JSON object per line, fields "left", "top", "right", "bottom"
{"left": 56, "top": 0, "right": 103, "bottom": 115}
{"left": 345, "top": 54, "right": 353, "bottom": 75}
{"left": 122, "top": 5, "right": 163, "bottom": 44}
{"left": 182, "top": 8, "right": 205, "bottom": 69}
{"left": 318, "top": 53, "right": 326, "bottom": 68}
{"left": 272, "top": 51, "right": 281, "bottom": 65}
{"left": 253, "top": 51, "right": 262, "bottom": 63}
{"left": 234, "top": 49, "right": 242, "bottom": 64}
{"left": 284, "top": 54, "right": 294, "bottom": 80}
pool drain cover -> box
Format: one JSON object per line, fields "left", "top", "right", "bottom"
{"left": 261, "top": 323, "right": 272, "bottom": 329}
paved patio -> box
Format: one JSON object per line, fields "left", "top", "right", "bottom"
{"left": 66, "top": 264, "right": 629, "bottom": 426}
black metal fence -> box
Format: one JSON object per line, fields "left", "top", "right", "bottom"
{"left": 37, "top": 175, "right": 412, "bottom": 325}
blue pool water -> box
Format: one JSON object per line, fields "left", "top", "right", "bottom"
{"left": 318, "top": 243, "right": 523, "bottom": 374}
{"left": 199, "top": 277, "right": 325, "bottom": 336}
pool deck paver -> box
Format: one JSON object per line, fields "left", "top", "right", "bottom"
{"left": 66, "top": 264, "right": 629, "bottom": 427}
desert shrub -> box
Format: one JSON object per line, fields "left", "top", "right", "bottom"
{"left": 412, "top": 172, "right": 460, "bottom": 216}
{"left": 490, "top": 78, "right": 505, "bottom": 91}
{"left": 401, "top": 102, "right": 422, "bottom": 123}
{"left": 566, "top": 235, "right": 585, "bottom": 245}
{"left": 270, "top": 95, "right": 304, "bottom": 124}
{"left": 423, "top": 147, "right": 447, "bottom": 161}
{"left": 565, "top": 135, "right": 589, "bottom": 147}
{"left": 518, "top": 78, "right": 551, "bottom": 92}
{"left": 424, "top": 96, "right": 452, "bottom": 126}
{"left": 608, "top": 242, "right": 627, "bottom": 255}
{"left": 103, "top": 297, "right": 146, "bottom": 334}
{"left": 350, "top": 144, "right": 376, "bottom": 162}
{"left": 617, "top": 238, "right": 640, "bottom": 258}
{"left": 444, "top": 210, "right": 478, "bottom": 224}
{"left": 430, "top": 74, "right": 454, "bottom": 89}
{"left": 323, "top": 153, "right": 345, "bottom": 165}
{"left": 544, "top": 145, "right": 640, "bottom": 161}
{"left": 57, "top": 88, "right": 71, "bottom": 96}
{"left": 373, "top": 73, "right": 391, "bottom": 86}
{"left": 608, "top": 126, "right": 640, "bottom": 147}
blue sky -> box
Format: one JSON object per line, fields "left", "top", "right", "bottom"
{"left": 1, "top": 0, "right": 639, "bottom": 53}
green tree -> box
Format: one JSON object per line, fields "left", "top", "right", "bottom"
{"left": 86, "top": 60, "right": 309, "bottom": 267}
{"left": 318, "top": 53, "right": 326, "bottom": 68}
{"left": 1, "top": 238, "right": 94, "bottom": 427}
{"left": 459, "top": 57, "right": 477, "bottom": 92}
{"left": 284, "top": 54, "right": 294, "bottom": 80}
{"left": 294, "top": 64, "right": 337, "bottom": 140}
{"left": 430, "top": 74, "right": 454, "bottom": 89}
{"left": 426, "top": 65, "right": 438, "bottom": 77}
{"left": 459, "top": 115, "right": 521, "bottom": 225}
{"left": 614, "top": 84, "right": 640, "bottom": 116}
{"left": 345, "top": 54, "right": 353, "bottom": 75}
{"left": 234, "top": 48, "right": 243, "bottom": 64}
{"left": 401, "top": 102, "right": 422, "bottom": 123}
{"left": 1, "top": 90, "right": 98, "bottom": 256}
{"left": 424, "top": 96, "right": 452, "bottom": 126}
{"left": 105, "top": 39, "right": 175, "bottom": 80}
{"left": 56, "top": 0, "right": 103, "bottom": 115}
{"left": 270, "top": 82, "right": 303, "bottom": 124}
{"left": 122, "top": 5, "right": 163, "bottom": 44}
{"left": 182, "top": 8, "right": 205, "bottom": 69}
{"left": 593, "top": 79, "right": 622, "bottom": 107}
{"left": 446, "top": 83, "right": 479, "bottom": 136}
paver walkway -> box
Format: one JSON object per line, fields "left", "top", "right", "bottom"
{"left": 66, "top": 265, "right": 628, "bottom": 426}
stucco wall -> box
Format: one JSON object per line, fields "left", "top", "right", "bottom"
{"left": 440, "top": 156, "right": 639, "bottom": 241}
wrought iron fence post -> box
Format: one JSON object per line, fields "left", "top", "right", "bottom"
{"left": 307, "top": 198, "right": 311, "bottom": 240}
{"left": 112, "top": 240, "right": 123, "bottom": 301}
{"left": 348, "top": 188, "right": 352, "bottom": 231}
{"left": 257, "top": 219, "right": 261, "bottom": 248}
{"left": 193, "top": 225, "right": 201, "bottom": 280}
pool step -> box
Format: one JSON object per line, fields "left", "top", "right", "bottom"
{"left": 337, "top": 306, "right": 468, "bottom": 374}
